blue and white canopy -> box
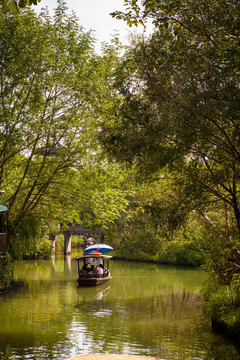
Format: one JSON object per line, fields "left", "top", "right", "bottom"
{"left": 84, "top": 243, "right": 113, "bottom": 254}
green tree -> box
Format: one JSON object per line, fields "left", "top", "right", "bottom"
{"left": 0, "top": 1, "right": 101, "bottom": 256}
{"left": 99, "top": 0, "right": 240, "bottom": 281}
{"left": 1, "top": 0, "right": 41, "bottom": 13}
{"left": 0, "top": 2, "right": 133, "bottom": 258}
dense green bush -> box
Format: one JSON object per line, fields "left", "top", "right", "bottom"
{"left": 55, "top": 234, "right": 64, "bottom": 252}
{"left": 71, "top": 236, "right": 84, "bottom": 248}
{"left": 155, "top": 239, "right": 204, "bottom": 266}
{"left": 34, "top": 238, "right": 53, "bottom": 259}
{"left": 0, "top": 253, "right": 13, "bottom": 290}
{"left": 117, "top": 236, "right": 204, "bottom": 267}
{"left": 202, "top": 275, "right": 240, "bottom": 340}
{"left": 8, "top": 214, "right": 40, "bottom": 259}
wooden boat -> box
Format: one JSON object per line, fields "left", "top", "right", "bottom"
{"left": 75, "top": 253, "right": 112, "bottom": 287}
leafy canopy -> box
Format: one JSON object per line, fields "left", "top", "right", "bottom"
{"left": 98, "top": 0, "right": 240, "bottom": 282}
{"left": 1, "top": 0, "right": 41, "bottom": 13}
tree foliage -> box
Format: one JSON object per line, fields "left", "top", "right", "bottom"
{"left": 0, "top": 1, "right": 130, "bottom": 257}
{"left": 99, "top": 0, "right": 240, "bottom": 281}
{"left": 1, "top": 0, "right": 41, "bottom": 13}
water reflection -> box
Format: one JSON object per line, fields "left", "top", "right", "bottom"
{"left": 0, "top": 256, "right": 239, "bottom": 360}
{"left": 64, "top": 254, "right": 72, "bottom": 273}
{"left": 76, "top": 284, "right": 112, "bottom": 319}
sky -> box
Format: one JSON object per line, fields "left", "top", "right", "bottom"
{"left": 34, "top": 0, "right": 153, "bottom": 53}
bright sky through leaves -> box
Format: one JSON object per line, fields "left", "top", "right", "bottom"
{"left": 35, "top": 0, "right": 153, "bottom": 52}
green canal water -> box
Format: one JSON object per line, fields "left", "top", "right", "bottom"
{"left": 0, "top": 255, "right": 240, "bottom": 360}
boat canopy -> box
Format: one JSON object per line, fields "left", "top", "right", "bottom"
{"left": 0, "top": 204, "right": 8, "bottom": 213}
{"left": 75, "top": 254, "right": 112, "bottom": 261}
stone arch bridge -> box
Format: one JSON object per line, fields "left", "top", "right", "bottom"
{"left": 62, "top": 225, "right": 103, "bottom": 254}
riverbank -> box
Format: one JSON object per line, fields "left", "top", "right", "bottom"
{"left": 112, "top": 255, "right": 198, "bottom": 268}
{"left": 196, "top": 272, "right": 240, "bottom": 346}
{"left": 212, "top": 318, "right": 240, "bottom": 344}
{"left": 114, "top": 239, "right": 204, "bottom": 268}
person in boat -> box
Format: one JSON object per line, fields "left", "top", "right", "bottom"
{"left": 94, "top": 263, "right": 104, "bottom": 276}
{"left": 88, "top": 265, "right": 95, "bottom": 274}
{"left": 80, "top": 263, "right": 89, "bottom": 275}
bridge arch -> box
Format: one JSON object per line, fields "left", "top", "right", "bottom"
{"left": 63, "top": 225, "right": 103, "bottom": 254}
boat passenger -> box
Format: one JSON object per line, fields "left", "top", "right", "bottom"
{"left": 94, "top": 263, "right": 104, "bottom": 276}
{"left": 80, "top": 263, "right": 88, "bottom": 275}
{"left": 88, "top": 265, "right": 95, "bottom": 274}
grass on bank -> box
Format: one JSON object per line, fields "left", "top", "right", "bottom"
{"left": 202, "top": 275, "right": 240, "bottom": 342}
